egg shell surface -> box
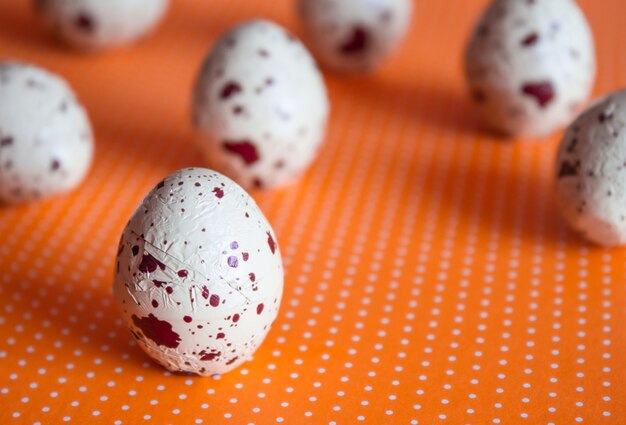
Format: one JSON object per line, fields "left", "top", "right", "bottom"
{"left": 36, "top": 0, "right": 169, "bottom": 50}
{"left": 464, "top": 0, "right": 596, "bottom": 138}
{"left": 113, "top": 167, "right": 284, "bottom": 376}
{"left": 192, "top": 19, "right": 329, "bottom": 190}
{"left": 0, "top": 61, "right": 93, "bottom": 204}
{"left": 297, "top": 0, "right": 412, "bottom": 72}
{"left": 555, "top": 90, "right": 626, "bottom": 247}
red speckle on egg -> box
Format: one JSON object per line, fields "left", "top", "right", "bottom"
{"left": 340, "top": 26, "right": 370, "bottom": 55}
{"left": 212, "top": 187, "right": 224, "bottom": 198}
{"left": 521, "top": 32, "right": 539, "bottom": 47}
{"left": 131, "top": 314, "right": 181, "bottom": 348}
{"left": 183, "top": 316, "right": 192, "bottom": 323}
{"left": 257, "top": 303, "right": 264, "bottom": 315}
{"left": 216, "top": 332, "right": 225, "bottom": 339}
{"left": 222, "top": 140, "right": 260, "bottom": 165}
{"left": 200, "top": 351, "right": 220, "bottom": 361}
{"left": 267, "top": 232, "right": 276, "bottom": 254}
{"left": 249, "top": 272, "right": 256, "bottom": 282}
{"left": 138, "top": 253, "right": 166, "bottom": 273}
{"left": 74, "top": 13, "right": 95, "bottom": 32}
{"left": 253, "top": 178, "right": 264, "bottom": 189}
{"left": 201, "top": 286, "right": 209, "bottom": 299}
{"left": 220, "top": 82, "right": 242, "bottom": 99}
{"left": 210, "top": 294, "right": 220, "bottom": 307}
{"left": 178, "top": 269, "right": 188, "bottom": 278}
{"left": 521, "top": 82, "right": 555, "bottom": 107}
{"left": 232, "top": 314, "right": 240, "bottom": 323}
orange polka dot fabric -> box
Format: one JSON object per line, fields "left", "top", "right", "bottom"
{"left": 0, "top": 0, "right": 624, "bottom": 424}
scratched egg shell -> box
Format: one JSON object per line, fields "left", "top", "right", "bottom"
{"left": 192, "top": 19, "right": 329, "bottom": 190}
{"left": 555, "top": 90, "right": 626, "bottom": 247}
{"left": 0, "top": 61, "right": 93, "bottom": 204}
{"left": 297, "top": 0, "right": 413, "bottom": 72}
{"left": 35, "top": 0, "right": 169, "bottom": 50}
{"left": 464, "top": 0, "right": 596, "bottom": 138}
{"left": 113, "top": 167, "right": 284, "bottom": 376}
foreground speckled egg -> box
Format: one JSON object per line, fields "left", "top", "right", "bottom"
{"left": 113, "top": 168, "right": 284, "bottom": 375}
{"left": 297, "top": 0, "right": 412, "bottom": 72}
{"left": 0, "top": 61, "right": 93, "bottom": 204}
{"left": 464, "top": 0, "right": 596, "bottom": 138}
{"left": 555, "top": 90, "right": 626, "bottom": 247}
{"left": 35, "top": 0, "right": 168, "bottom": 50}
{"left": 192, "top": 20, "right": 329, "bottom": 190}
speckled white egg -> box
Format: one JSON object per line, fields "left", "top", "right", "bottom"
{"left": 192, "top": 20, "right": 329, "bottom": 190}
{"left": 113, "top": 167, "right": 284, "bottom": 376}
{"left": 297, "top": 0, "right": 412, "bottom": 72}
{"left": 464, "top": 0, "right": 596, "bottom": 138}
{"left": 35, "top": 0, "right": 168, "bottom": 50}
{"left": 0, "top": 61, "right": 93, "bottom": 204}
{"left": 555, "top": 90, "right": 626, "bottom": 247}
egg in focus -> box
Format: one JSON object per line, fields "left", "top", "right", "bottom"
{"left": 113, "top": 168, "right": 284, "bottom": 376}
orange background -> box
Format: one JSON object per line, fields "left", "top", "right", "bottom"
{"left": 0, "top": 0, "right": 624, "bottom": 424}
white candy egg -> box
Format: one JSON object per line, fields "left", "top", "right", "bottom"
{"left": 113, "top": 168, "right": 284, "bottom": 376}
{"left": 0, "top": 61, "right": 93, "bottom": 204}
{"left": 192, "top": 20, "right": 329, "bottom": 190}
{"left": 297, "top": 0, "right": 413, "bottom": 72}
{"left": 464, "top": 0, "right": 596, "bottom": 138}
{"left": 35, "top": 0, "right": 169, "bottom": 50}
{"left": 555, "top": 90, "right": 626, "bottom": 247}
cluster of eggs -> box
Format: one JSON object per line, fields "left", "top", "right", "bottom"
{"left": 2, "top": 0, "right": 625, "bottom": 376}
{"left": 465, "top": 0, "right": 626, "bottom": 247}
{"left": 1, "top": 0, "right": 413, "bottom": 376}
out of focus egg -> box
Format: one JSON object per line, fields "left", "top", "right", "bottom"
{"left": 464, "top": 0, "right": 596, "bottom": 138}
{"left": 555, "top": 90, "right": 626, "bottom": 247}
{"left": 113, "top": 168, "right": 283, "bottom": 376}
{"left": 0, "top": 61, "right": 93, "bottom": 204}
{"left": 192, "top": 20, "right": 329, "bottom": 190}
{"left": 297, "top": 0, "right": 413, "bottom": 72}
{"left": 35, "top": 0, "right": 169, "bottom": 50}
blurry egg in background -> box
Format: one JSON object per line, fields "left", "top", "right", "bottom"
{"left": 464, "top": 0, "right": 596, "bottom": 139}
{"left": 297, "top": 0, "right": 413, "bottom": 72}
{"left": 192, "top": 20, "right": 329, "bottom": 190}
{"left": 0, "top": 61, "right": 93, "bottom": 204}
{"left": 113, "top": 168, "right": 284, "bottom": 376}
{"left": 34, "top": 0, "right": 169, "bottom": 50}
{"left": 555, "top": 90, "right": 626, "bottom": 247}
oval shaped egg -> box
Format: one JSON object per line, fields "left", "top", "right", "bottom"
{"left": 555, "top": 90, "right": 626, "bottom": 247}
{"left": 464, "top": 0, "right": 596, "bottom": 138}
{"left": 192, "top": 20, "right": 329, "bottom": 190}
{"left": 297, "top": 0, "right": 413, "bottom": 72}
{"left": 0, "top": 61, "right": 93, "bottom": 204}
{"left": 113, "top": 168, "right": 284, "bottom": 375}
{"left": 35, "top": 0, "right": 168, "bottom": 50}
